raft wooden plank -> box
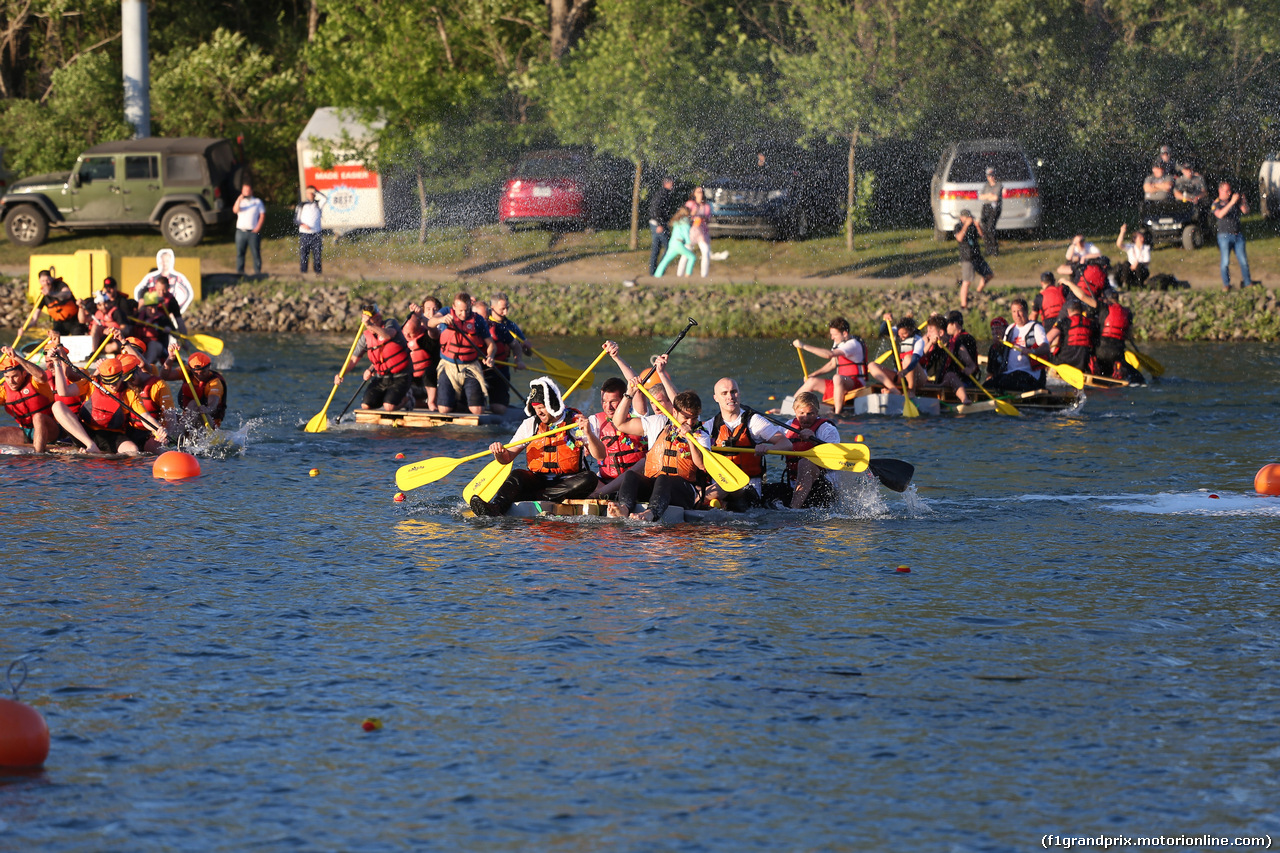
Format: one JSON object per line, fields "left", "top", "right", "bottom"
{"left": 353, "top": 410, "right": 501, "bottom": 428}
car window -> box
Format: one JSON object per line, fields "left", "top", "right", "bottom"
{"left": 79, "top": 156, "right": 115, "bottom": 183}
{"left": 124, "top": 156, "right": 158, "bottom": 180}
{"left": 947, "top": 150, "right": 1031, "bottom": 182}
{"left": 515, "top": 157, "right": 583, "bottom": 179}
{"left": 165, "top": 154, "right": 205, "bottom": 185}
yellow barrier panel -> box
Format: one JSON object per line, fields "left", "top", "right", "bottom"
{"left": 27, "top": 250, "right": 110, "bottom": 302}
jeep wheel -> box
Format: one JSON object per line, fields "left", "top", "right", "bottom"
{"left": 1182, "top": 223, "right": 1203, "bottom": 251}
{"left": 162, "top": 206, "right": 205, "bottom": 247}
{"left": 1260, "top": 176, "right": 1274, "bottom": 220}
{"left": 5, "top": 204, "right": 48, "bottom": 247}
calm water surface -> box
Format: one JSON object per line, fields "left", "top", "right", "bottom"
{"left": 3, "top": 332, "right": 1279, "bottom": 851}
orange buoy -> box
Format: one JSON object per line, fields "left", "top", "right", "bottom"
{"left": 393, "top": 492, "right": 405, "bottom": 502}
{"left": 1256, "top": 463, "right": 1280, "bottom": 496}
{"left": 0, "top": 698, "right": 49, "bottom": 768}
{"left": 152, "top": 450, "right": 201, "bottom": 480}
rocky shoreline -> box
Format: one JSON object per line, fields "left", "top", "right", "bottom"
{"left": 2, "top": 277, "right": 1277, "bottom": 341}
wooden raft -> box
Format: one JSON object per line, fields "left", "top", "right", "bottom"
{"left": 353, "top": 410, "right": 506, "bottom": 428}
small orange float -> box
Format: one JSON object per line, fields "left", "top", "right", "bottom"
{"left": 0, "top": 698, "right": 49, "bottom": 768}
{"left": 1256, "top": 463, "right": 1280, "bottom": 496}
{"left": 152, "top": 451, "right": 201, "bottom": 480}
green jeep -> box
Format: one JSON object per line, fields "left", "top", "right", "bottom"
{"left": 0, "top": 137, "right": 246, "bottom": 248}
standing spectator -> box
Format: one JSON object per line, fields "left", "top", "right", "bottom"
{"left": 296, "top": 185, "right": 325, "bottom": 275}
{"left": 233, "top": 182, "right": 265, "bottom": 277}
{"left": 1212, "top": 181, "right": 1253, "bottom": 291}
{"left": 684, "top": 186, "right": 712, "bottom": 278}
{"left": 646, "top": 177, "right": 678, "bottom": 276}
{"left": 1115, "top": 224, "right": 1151, "bottom": 290}
{"left": 955, "top": 209, "right": 992, "bottom": 310}
{"left": 978, "top": 166, "right": 1003, "bottom": 256}
{"left": 1154, "top": 144, "right": 1176, "bottom": 173}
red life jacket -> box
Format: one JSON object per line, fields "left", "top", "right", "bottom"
{"left": 835, "top": 337, "right": 867, "bottom": 379}
{"left": 712, "top": 410, "right": 763, "bottom": 478}
{"left": 405, "top": 325, "right": 438, "bottom": 379}
{"left": 1039, "top": 283, "right": 1065, "bottom": 323}
{"left": 1101, "top": 303, "right": 1131, "bottom": 341}
{"left": 1065, "top": 313, "right": 1095, "bottom": 348}
{"left": 784, "top": 417, "right": 836, "bottom": 481}
{"left": 89, "top": 385, "right": 128, "bottom": 432}
{"left": 1, "top": 376, "right": 54, "bottom": 428}
{"left": 178, "top": 371, "right": 228, "bottom": 423}
{"left": 525, "top": 408, "right": 585, "bottom": 475}
{"left": 364, "top": 326, "right": 412, "bottom": 376}
{"left": 94, "top": 303, "right": 125, "bottom": 331}
{"left": 590, "top": 411, "right": 647, "bottom": 479}
{"left": 440, "top": 313, "right": 486, "bottom": 363}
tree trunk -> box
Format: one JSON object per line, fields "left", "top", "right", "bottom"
{"left": 629, "top": 159, "right": 642, "bottom": 251}
{"left": 845, "top": 125, "right": 860, "bottom": 251}
{"left": 417, "top": 166, "right": 429, "bottom": 244}
{"left": 548, "top": 0, "right": 590, "bottom": 62}
{"left": 308, "top": 0, "right": 320, "bottom": 41}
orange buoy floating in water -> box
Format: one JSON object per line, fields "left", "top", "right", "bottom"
{"left": 1256, "top": 463, "right": 1280, "bottom": 496}
{"left": 152, "top": 450, "right": 201, "bottom": 480}
{"left": 0, "top": 698, "right": 49, "bottom": 767}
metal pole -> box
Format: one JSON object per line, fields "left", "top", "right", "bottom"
{"left": 122, "top": 0, "right": 150, "bottom": 138}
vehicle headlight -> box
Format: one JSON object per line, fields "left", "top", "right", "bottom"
{"left": 767, "top": 190, "right": 788, "bottom": 200}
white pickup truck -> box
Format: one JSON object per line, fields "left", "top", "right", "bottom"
{"left": 1260, "top": 154, "right": 1280, "bottom": 219}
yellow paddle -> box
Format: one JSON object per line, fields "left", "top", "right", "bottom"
{"left": 509, "top": 328, "right": 589, "bottom": 388}
{"left": 632, "top": 380, "right": 749, "bottom": 493}
{"left": 999, "top": 339, "right": 1085, "bottom": 389}
{"left": 85, "top": 335, "right": 112, "bottom": 365}
{"left": 494, "top": 359, "right": 580, "bottom": 388}
{"left": 131, "top": 318, "right": 224, "bottom": 356}
{"left": 937, "top": 344, "right": 1019, "bottom": 416}
{"left": 11, "top": 301, "right": 41, "bottom": 348}
{"left": 1125, "top": 341, "right": 1164, "bottom": 376}
{"left": 464, "top": 347, "right": 611, "bottom": 503}
{"left": 795, "top": 344, "right": 808, "bottom": 379}
{"left": 305, "top": 326, "right": 366, "bottom": 432}
{"left": 884, "top": 313, "right": 920, "bottom": 418}
{"left": 714, "top": 443, "right": 869, "bottom": 473}
{"left": 175, "top": 353, "right": 215, "bottom": 432}
{"left": 397, "top": 421, "right": 581, "bottom": 493}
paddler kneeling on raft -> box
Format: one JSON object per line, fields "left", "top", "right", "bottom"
{"left": 702, "top": 377, "right": 791, "bottom": 512}
{"left": 771, "top": 391, "right": 843, "bottom": 510}
{"left": 0, "top": 345, "right": 99, "bottom": 453}
{"left": 469, "top": 377, "right": 598, "bottom": 517}
{"left": 608, "top": 372, "right": 710, "bottom": 522}
{"left": 80, "top": 356, "right": 167, "bottom": 455}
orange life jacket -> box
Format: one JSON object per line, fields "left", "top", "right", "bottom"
{"left": 439, "top": 313, "right": 486, "bottom": 363}
{"left": 364, "top": 326, "right": 412, "bottom": 376}
{"left": 178, "top": 371, "right": 228, "bottom": 424}
{"left": 525, "top": 408, "right": 586, "bottom": 475}
{"left": 43, "top": 293, "right": 79, "bottom": 322}
{"left": 89, "top": 384, "right": 128, "bottom": 432}
{"left": 1, "top": 376, "right": 54, "bottom": 428}
{"left": 126, "top": 377, "right": 172, "bottom": 427}
{"left": 643, "top": 424, "right": 700, "bottom": 482}
{"left": 711, "top": 410, "right": 764, "bottom": 478}
{"left": 590, "top": 411, "right": 647, "bottom": 479}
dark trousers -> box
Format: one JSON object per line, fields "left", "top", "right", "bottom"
{"left": 300, "top": 233, "right": 322, "bottom": 273}
{"left": 1117, "top": 263, "right": 1148, "bottom": 289}
{"left": 980, "top": 204, "right": 1001, "bottom": 255}
{"left": 648, "top": 224, "right": 669, "bottom": 275}
{"left": 235, "top": 229, "right": 262, "bottom": 275}
{"left": 988, "top": 369, "right": 1044, "bottom": 393}
{"left": 615, "top": 470, "right": 698, "bottom": 520}
{"left": 489, "top": 469, "right": 598, "bottom": 515}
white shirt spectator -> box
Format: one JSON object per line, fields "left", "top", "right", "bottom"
{"left": 1121, "top": 241, "right": 1151, "bottom": 266}
{"left": 1066, "top": 241, "right": 1100, "bottom": 263}
{"left": 298, "top": 199, "right": 323, "bottom": 234}
{"left": 235, "top": 195, "right": 265, "bottom": 231}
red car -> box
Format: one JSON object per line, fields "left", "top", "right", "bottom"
{"left": 500, "top": 149, "right": 630, "bottom": 231}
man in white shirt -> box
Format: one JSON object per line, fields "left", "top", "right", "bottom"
{"left": 232, "top": 182, "right": 266, "bottom": 276}
{"left": 990, "top": 298, "right": 1048, "bottom": 393}
{"left": 297, "top": 185, "right": 325, "bottom": 275}
{"left": 1055, "top": 234, "right": 1102, "bottom": 277}
{"left": 703, "top": 377, "right": 791, "bottom": 511}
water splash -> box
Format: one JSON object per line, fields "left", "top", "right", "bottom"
{"left": 177, "top": 417, "right": 257, "bottom": 458}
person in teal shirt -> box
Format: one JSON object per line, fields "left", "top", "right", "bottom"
{"left": 654, "top": 210, "right": 698, "bottom": 277}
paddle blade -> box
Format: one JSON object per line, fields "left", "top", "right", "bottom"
{"left": 1124, "top": 351, "right": 1142, "bottom": 371}
{"left": 464, "top": 459, "right": 512, "bottom": 503}
{"left": 867, "top": 458, "right": 914, "bottom": 493}
{"left": 1051, "top": 363, "right": 1086, "bottom": 390}
{"left": 191, "top": 334, "right": 224, "bottom": 356}
{"left": 808, "top": 442, "right": 870, "bottom": 472}
{"left": 396, "top": 456, "right": 463, "bottom": 492}
{"left": 535, "top": 351, "right": 577, "bottom": 377}
{"left": 994, "top": 399, "right": 1021, "bottom": 416}
{"left": 702, "top": 449, "right": 750, "bottom": 493}
{"left": 901, "top": 394, "right": 920, "bottom": 418}
{"left": 304, "top": 411, "right": 329, "bottom": 433}
{"left": 1139, "top": 351, "right": 1165, "bottom": 376}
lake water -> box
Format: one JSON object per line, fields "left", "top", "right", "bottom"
{"left": 4, "top": 332, "right": 1279, "bottom": 851}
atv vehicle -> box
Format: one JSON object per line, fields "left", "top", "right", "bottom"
{"left": 1141, "top": 198, "right": 1209, "bottom": 251}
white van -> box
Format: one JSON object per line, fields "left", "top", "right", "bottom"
{"left": 1259, "top": 153, "right": 1280, "bottom": 219}
{"left": 930, "top": 139, "right": 1041, "bottom": 240}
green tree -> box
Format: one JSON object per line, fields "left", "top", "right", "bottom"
{"left": 775, "top": 0, "right": 932, "bottom": 249}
